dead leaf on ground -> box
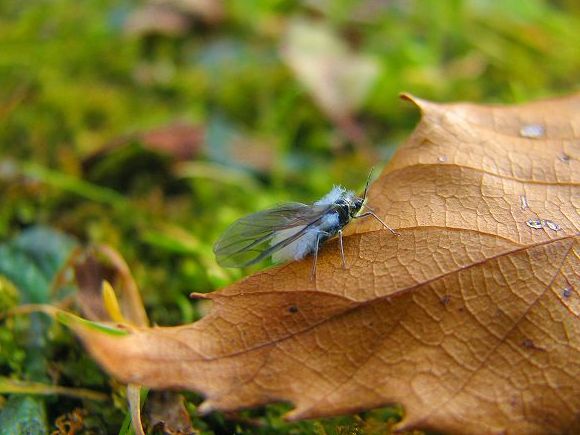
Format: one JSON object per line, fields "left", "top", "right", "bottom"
{"left": 125, "top": 4, "right": 191, "bottom": 37}
{"left": 125, "top": 0, "right": 224, "bottom": 36}
{"left": 281, "top": 19, "right": 379, "bottom": 146}
{"left": 83, "top": 123, "right": 204, "bottom": 170}
{"left": 71, "top": 94, "right": 579, "bottom": 434}
{"left": 140, "top": 123, "right": 205, "bottom": 161}
{"left": 146, "top": 391, "right": 197, "bottom": 435}
{"left": 74, "top": 246, "right": 148, "bottom": 327}
{"left": 73, "top": 248, "right": 194, "bottom": 435}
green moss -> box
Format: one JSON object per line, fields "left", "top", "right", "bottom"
{"left": 0, "top": 277, "right": 19, "bottom": 313}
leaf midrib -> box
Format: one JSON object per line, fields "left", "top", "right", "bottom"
{"left": 152, "top": 233, "right": 579, "bottom": 363}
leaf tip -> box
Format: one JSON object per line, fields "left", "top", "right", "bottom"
{"left": 283, "top": 405, "right": 311, "bottom": 422}
{"left": 399, "top": 92, "right": 427, "bottom": 110}
{"left": 197, "top": 400, "right": 215, "bottom": 415}
{"left": 189, "top": 292, "right": 211, "bottom": 300}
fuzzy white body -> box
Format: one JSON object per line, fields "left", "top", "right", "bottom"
{"left": 271, "top": 186, "right": 352, "bottom": 263}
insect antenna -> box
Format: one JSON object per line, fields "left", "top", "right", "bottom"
{"left": 362, "top": 167, "right": 375, "bottom": 203}
{"left": 356, "top": 167, "right": 400, "bottom": 236}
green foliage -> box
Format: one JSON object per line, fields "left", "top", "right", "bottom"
{"left": 0, "top": 396, "right": 47, "bottom": 435}
{"left": 0, "top": 277, "right": 19, "bottom": 314}
{"left": 0, "top": 0, "right": 578, "bottom": 433}
{"left": 0, "top": 227, "right": 77, "bottom": 433}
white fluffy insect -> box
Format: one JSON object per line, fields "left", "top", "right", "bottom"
{"left": 214, "top": 172, "right": 398, "bottom": 278}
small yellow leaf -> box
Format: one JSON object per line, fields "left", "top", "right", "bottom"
{"left": 102, "top": 281, "right": 125, "bottom": 324}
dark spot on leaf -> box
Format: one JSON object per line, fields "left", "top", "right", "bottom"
{"left": 562, "top": 287, "right": 572, "bottom": 298}
{"left": 559, "top": 153, "right": 570, "bottom": 162}
{"left": 522, "top": 339, "right": 534, "bottom": 348}
{"left": 522, "top": 339, "right": 546, "bottom": 351}
{"left": 440, "top": 295, "right": 451, "bottom": 306}
{"left": 288, "top": 305, "right": 298, "bottom": 314}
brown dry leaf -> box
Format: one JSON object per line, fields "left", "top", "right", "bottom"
{"left": 146, "top": 391, "right": 197, "bottom": 435}
{"left": 72, "top": 94, "right": 579, "bottom": 434}
{"left": 125, "top": 0, "right": 224, "bottom": 37}
{"left": 140, "top": 123, "right": 205, "bottom": 161}
{"left": 83, "top": 123, "right": 204, "bottom": 174}
{"left": 72, "top": 248, "right": 195, "bottom": 435}
{"left": 74, "top": 246, "right": 148, "bottom": 327}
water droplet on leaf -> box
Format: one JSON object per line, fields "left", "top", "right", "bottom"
{"left": 544, "top": 220, "right": 561, "bottom": 231}
{"left": 519, "top": 124, "right": 545, "bottom": 138}
{"left": 526, "top": 219, "right": 543, "bottom": 229}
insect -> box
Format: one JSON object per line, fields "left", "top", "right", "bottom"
{"left": 213, "top": 172, "right": 398, "bottom": 279}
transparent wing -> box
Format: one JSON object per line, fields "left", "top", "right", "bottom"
{"left": 213, "top": 202, "right": 332, "bottom": 267}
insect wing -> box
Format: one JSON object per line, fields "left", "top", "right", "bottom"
{"left": 213, "top": 202, "right": 331, "bottom": 267}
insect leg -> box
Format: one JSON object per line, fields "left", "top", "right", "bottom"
{"left": 311, "top": 233, "right": 321, "bottom": 280}
{"left": 310, "top": 231, "right": 330, "bottom": 281}
{"left": 338, "top": 229, "right": 346, "bottom": 269}
{"left": 355, "top": 211, "right": 400, "bottom": 236}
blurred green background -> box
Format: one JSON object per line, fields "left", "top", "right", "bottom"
{"left": 0, "top": 0, "right": 578, "bottom": 433}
